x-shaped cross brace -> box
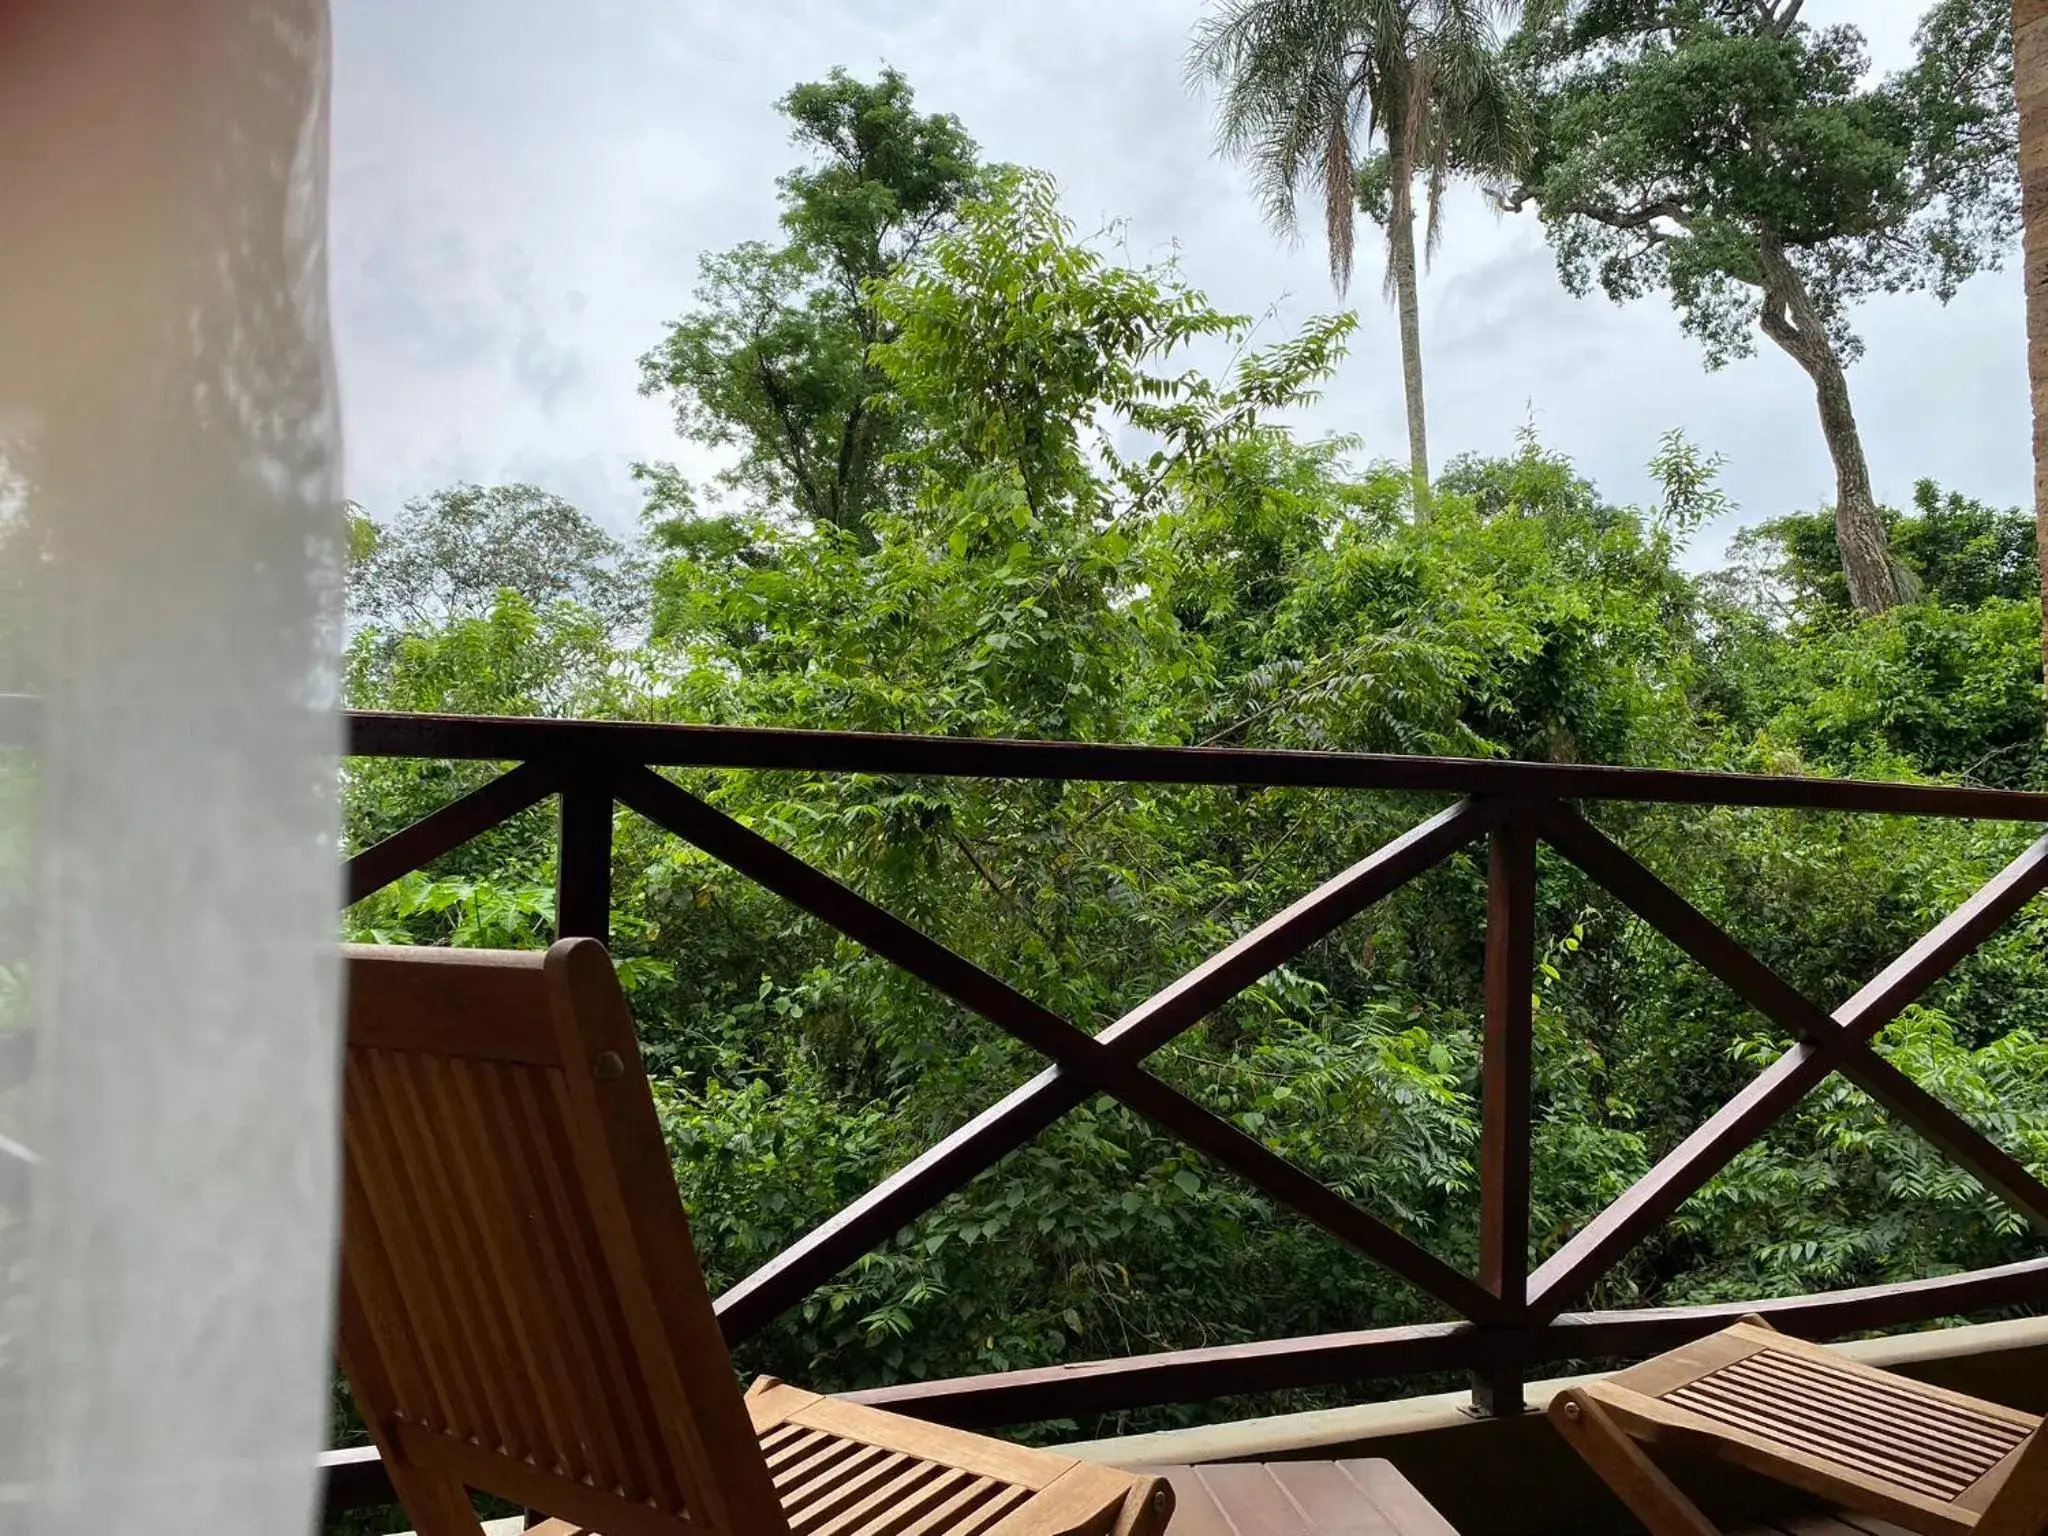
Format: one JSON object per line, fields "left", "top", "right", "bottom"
{"left": 608, "top": 765, "right": 1506, "bottom": 1341}
{"left": 1528, "top": 804, "right": 2048, "bottom": 1322}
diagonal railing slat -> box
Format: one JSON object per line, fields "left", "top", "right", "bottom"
{"left": 344, "top": 759, "right": 560, "bottom": 906}
{"left": 612, "top": 764, "right": 1502, "bottom": 1336}
{"left": 1530, "top": 814, "right": 2048, "bottom": 1317}
{"left": 1089, "top": 798, "right": 1509, "bottom": 1059}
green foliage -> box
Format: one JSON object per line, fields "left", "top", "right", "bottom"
{"left": 348, "top": 482, "right": 639, "bottom": 633}
{"left": 344, "top": 164, "right": 2048, "bottom": 1443}
{"left": 1188, "top": 0, "right": 1530, "bottom": 290}
{"left": 1512, "top": 1, "right": 2016, "bottom": 368}
{"left": 1726, "top": 481, "right": 2039, "bottom": 622}
{"left": 636, "top": 68, "right": 985, "bottom": 543}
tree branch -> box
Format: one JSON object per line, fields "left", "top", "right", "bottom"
{"left": 1497, "top": 186, "right": 1695, "bottom": 234}
{"left": 1578, "top": 196, "right": 1694, "bottom": 232}
{"left": 753, "top": 359, "right": 831, "bottom": 521}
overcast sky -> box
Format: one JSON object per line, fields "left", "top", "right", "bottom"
{"left": 329, "top": 0, "right": 2025, "bottom": 569}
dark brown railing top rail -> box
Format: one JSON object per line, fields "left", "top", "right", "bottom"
{"left": 345, "top": 708, "right": 2048, "bottom": 820}
{"left": 1, "top": 695, "right": 2045, "bottom": 817}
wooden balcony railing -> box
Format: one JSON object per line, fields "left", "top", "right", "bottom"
{"left": 9, "top": 700, "right": 2048, "bottom": 1519}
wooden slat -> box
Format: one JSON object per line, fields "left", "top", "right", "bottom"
{"left": 1608, "top": 1324, "right": 2038, "bottom": 1510}
{"left": 892, "top": 1478, "right": 1029, "bottom": 1536}
{"left": 351, "top": 1049, "right": 503, "bottom": 1448}
{"left": 1263, "top": 1462, "right": 1405, "bottom": 1532}
{"left": 1704, "top": 1324, "right": 2040, "bottom": 1431}
{"left": 1664, "top": 1380, "right": 1989, "bottom": 1500}
{"left": 784, "top": 1395, "right": 1074, "bottom": 1492}
{"left": 335, "top": 1154, "right": 440, "bottom": 1432}
{"left": 413, "top": 1056, "right": 552, "bottom": 1466}
{"left": 440, "top": 1057, "right": 578, "bottom": 1469}
{"left": 1736, "top": 1354, "right": 2026, "bottom": 1457}
{"left": 806, "top": 1463, "right": 968, "bottom": 1536}
{"left": 469, "top": 1059, "right": 616, "bottom": 1485}
{"left": 1586, "top": 1383, "right": 1973, "bottom": 1535}
{"left": 774, "top": 1437, "right": 873, "bottom": 1497}
{"left": 739, "top": 1377, "right": 1169, "bottom": 1536}
{"left": 343, "top": 946, "right": 558, "bottom": 1064}
{"left": 781, "top": 1443, "right": 892, "bottom": 1511}
{"left": 376, "top": 1048, "right": 532, "bottom": 1460}
{"left": 786, "top": 1449, "right": 909, "bottom": 1531}
{"left": 1175, "top": 1465, "right": 1318, "bottom": 1534}
{"left": 532, "top": 1067, "right": 686, "bottom": 1512}
{"left": 980, "top": 1462, "right": 1146, "bottom": 1535}
{"left": 502, "top": 1062, "right": 640, "bottom": 1495}
{"left": 340, "top": 1058, "right": 464, "bottom": 1432}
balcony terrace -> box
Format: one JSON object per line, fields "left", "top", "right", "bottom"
{"left": 278, "top": 708, "right": 2048, "bottom": 1534}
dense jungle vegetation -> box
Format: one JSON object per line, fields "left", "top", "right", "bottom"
{"left": 342, "top": 8, "right": 2048, "bottom": 1442}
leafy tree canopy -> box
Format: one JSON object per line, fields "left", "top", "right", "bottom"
{"left": 636, "top": 68, "right": 986, "bottom": 545}
{"left": 1513, "top": 0, "right": 2015, "bottom": 366}
{"left": 339, "top": 111, "right": 2048, "bottom": 1444}
{"left": 1507, "top": 0, "right": 2017, "bottom": 613}
{"left": 347, "top": 482, "right": 640, "bottom": 633}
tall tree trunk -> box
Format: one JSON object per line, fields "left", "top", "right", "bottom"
{"left": 1387, "top": 145, "right": 1431, "bottom": 520}
{"left": 1756, "top": 240, "right": 1901, "bottom": 614}
{"left": 2016, "top": 0, "right": 2048, "bottom": 702}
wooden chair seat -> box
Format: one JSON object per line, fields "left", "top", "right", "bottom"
{"left": 744, "top": 1379, "right": 1161, "bottom": 1535}
{"left": 1552, "top": 1317, "right": 2048, "bottom": 1536}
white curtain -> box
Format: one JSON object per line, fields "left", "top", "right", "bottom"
{"left": 0, "top": 4, "right": 345, "bottom": 1534}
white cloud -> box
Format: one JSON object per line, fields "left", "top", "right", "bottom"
{"left": 330, "top": 0, "right": 2028, "bottom": 566}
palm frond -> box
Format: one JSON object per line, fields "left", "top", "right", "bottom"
{"left": 1322, "top": 108, "right": 1358, "bottom": 292}
{"left": 1190, "top": 0, "right": 1532, "bottom": 295}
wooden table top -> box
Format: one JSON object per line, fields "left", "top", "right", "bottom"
{"left": 1133, "top": 1459, "right": 1459, "bottom": 1535}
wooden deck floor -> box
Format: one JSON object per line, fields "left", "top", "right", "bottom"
{"left": 431, "top": 1479, "right": 1929, "bottom": 1536}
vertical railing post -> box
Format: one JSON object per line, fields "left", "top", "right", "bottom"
{"left": 555, "top": 766, "right": 614, "bottom": 945}
{"left": 1472, "top": 804, "right": 1537, "bottom": 1415}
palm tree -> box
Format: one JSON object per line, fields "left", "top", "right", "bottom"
{"left": 1189, "top": 0, "right": 1528, "bottom": 517}
{"left": 2019, "top": 0, "right": 2048, "bottom": 699}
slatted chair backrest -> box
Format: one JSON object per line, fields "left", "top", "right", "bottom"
{"left": 335, "top": 939, "right": 789, "bottom": 1536}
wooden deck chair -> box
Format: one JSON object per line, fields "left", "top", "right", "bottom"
{"left": 335, "top": 938, "right": 1174, "bottom": 1536}
{"left": 1550, "top": 1315, "right": 2048, "bottom": 1536}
